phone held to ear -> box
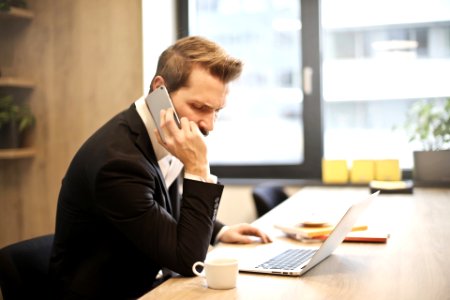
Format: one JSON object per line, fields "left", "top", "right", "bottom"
{"left": 145, "top": 85, "right": 181, "bottom": 143}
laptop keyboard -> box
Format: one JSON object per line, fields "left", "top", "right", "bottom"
{"left": 256, "top": 249, "right": 317, "bottom": 270}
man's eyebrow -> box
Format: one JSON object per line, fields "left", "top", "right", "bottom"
{"left": 192, "top": 100, "right": 225, "bottom": 111}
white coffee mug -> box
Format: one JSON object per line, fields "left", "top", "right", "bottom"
{"left": 192, "top": 258, "right": 239, "bottom": 290}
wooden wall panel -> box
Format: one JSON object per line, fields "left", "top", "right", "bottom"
{"left": 0, "top": 0, "right": 143, "bottom": 247}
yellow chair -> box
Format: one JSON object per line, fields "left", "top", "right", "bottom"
{"left": 350, "top": 160, "right": 375, "bottom": 184}
{"left": 322, "top": 159, "right": 348, "bottom": 184}
{"left": 375, "top": 160, "right": 401, "bottom": 181}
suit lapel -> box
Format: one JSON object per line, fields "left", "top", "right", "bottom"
{"left": 123, "top": 104, "right": 173, "bottom": 214}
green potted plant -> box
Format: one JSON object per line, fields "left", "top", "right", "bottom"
{"left": 0, "top": 0, "right": 28, "bottom": 12}
{"left": 0, "top": 94, "right": 35, "bottom": 149}
{"left": 404, "top": 97, "right": 450, "bottom": 186}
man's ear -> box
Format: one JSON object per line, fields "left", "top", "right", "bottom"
{"left": 151, "top": 76, "right": 165, "bottom": 91}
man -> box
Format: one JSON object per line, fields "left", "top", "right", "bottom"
{"left": 50, "top": 36, "right": 271, "bottom": 299}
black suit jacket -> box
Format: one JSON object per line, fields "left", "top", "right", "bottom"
{"left": 50, "top": 104, "right": 224, "bottom": 299}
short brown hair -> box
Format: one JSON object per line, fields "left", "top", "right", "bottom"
{"left": 150, "top": 36, "right": 243, "bottom": 93}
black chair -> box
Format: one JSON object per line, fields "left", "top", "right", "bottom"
{"left": 252, "top": 184, "right": 289, "bottom": 218}
{"left": 0, "top": 234, "right": 54, "bottom": 300}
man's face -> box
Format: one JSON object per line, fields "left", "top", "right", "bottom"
{"left": 170, "top": 66, "right": 228, "bottom": 136}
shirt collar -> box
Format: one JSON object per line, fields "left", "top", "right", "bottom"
{"left": 134, "top": 96, "right": 169, "bottom": 161}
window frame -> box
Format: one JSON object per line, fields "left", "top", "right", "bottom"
{"left": 176, "top": 0, "right": 323, "bottom": 179}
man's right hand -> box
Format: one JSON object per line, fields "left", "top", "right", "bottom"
{"left": 156, "top": 108, "right": 211, "bottom": 180}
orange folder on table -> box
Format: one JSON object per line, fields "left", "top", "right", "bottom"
{"left": 274, "top": 223, "right": 368, "bottom": 239}
{"left": 312, "top": 231, "right": 390, "bottom": 243}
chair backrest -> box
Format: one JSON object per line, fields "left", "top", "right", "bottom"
{"left": 0, "top": 234, "right": 54, "bottom": 300}
{"left": 252, "top": 185, "right": 289, "bottom": 218}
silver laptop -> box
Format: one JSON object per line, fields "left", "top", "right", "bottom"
{"left": 239, "top": 191, "right": 379, "bottom": 276}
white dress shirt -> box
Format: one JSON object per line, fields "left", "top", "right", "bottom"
{"left": 135, "top": 97, "right": 184, "bottom": 187}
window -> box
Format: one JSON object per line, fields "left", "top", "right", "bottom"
{"left": 178, "top": 0, "right": 450, "bottom": 179}
{"left": 178, "top": 0, "right": 322, "bottom": 179}
{"left": 321, "top": 0, "right": 450, "bottom": 169}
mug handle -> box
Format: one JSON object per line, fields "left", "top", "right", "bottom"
{"left": 192, "top": 261, "right": 205, "bottom": 277}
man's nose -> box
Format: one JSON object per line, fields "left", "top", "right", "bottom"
{"left": 199, "top": 113, "right": 216, "bottom": 136}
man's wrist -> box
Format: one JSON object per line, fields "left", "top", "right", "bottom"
{"left": 185, "top": 172, "right": 218, "bottom": 184}
{"left": 215, "top": 225, "right": 229, "bottom": 243}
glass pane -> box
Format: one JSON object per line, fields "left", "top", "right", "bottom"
{"left": 321, "top": 0, "right": 450, "bottom": 169}
{"left": 188, "top": 0, "right": 303, "bottom": 165}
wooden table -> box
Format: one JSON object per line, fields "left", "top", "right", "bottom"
{"left": 140, "top": 186, "right": 450, "bottom": 300}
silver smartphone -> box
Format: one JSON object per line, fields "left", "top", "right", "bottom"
{"left": 145, "top": 85, "right": 181, "bottom": 143}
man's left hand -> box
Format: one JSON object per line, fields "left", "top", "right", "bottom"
{"left": 219, "top": 223, "right": 272, "bottom": 244}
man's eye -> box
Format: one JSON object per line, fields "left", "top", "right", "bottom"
{"left": 195, "top": 105, "right": 209, "bottom": 112}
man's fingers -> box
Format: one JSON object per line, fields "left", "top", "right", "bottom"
{"left": 237, "top": 225, "right": 272, "bottom": 244}
{"left": 163, "top": 108, "right": 181, "bottom": 133}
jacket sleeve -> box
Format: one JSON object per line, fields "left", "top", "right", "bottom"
{"left": 212, "top": 220, "right": 225, "bottom": 244}
{"left": 93, "top": 158, "right": 223, "bottom": 276}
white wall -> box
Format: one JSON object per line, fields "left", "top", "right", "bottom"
{"left": 217, "top": 185, "right": 257, "bottom": 224}
{"left": 142, "top": 0, "right": 177, "bottom": 95}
